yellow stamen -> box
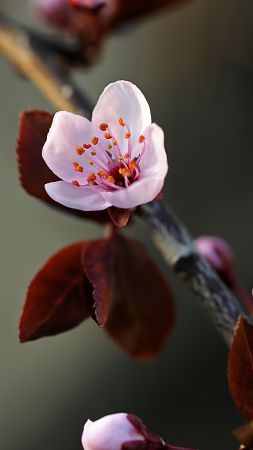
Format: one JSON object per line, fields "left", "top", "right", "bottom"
{"left": 107, "top": 175, "right": 115, "bottom": 184}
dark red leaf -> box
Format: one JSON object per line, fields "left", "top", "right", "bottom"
{"left": 82, "top": 237, "right": 113, "bottom": 327}
{"left": 17, "top": 110, "right": 108, "bottom": 223}
{"left": 228, "top": 316, "right": 253, "bottom": 420}
{"left": 19, "top": 242, "right": 93, "bottom": 342}
{"left": 82, "top": 233, "right": 175, "bottom": 359}
{"left": 234, "top": 421, "right": 253, "bottom": 449}
{"left": 108, "top": 207, "right": 131, "bottom": 228}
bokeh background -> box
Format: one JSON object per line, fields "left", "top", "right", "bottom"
{"left": 1, "top": 0, "right": 253, "bottom": 449}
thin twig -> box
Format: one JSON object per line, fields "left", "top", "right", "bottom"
{"left": 0, "top": 11, "right": 246, "bottom": 344}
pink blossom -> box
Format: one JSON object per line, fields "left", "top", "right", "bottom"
{"left": 43, "top": 81, "right": 168, "bottom": 211}
{"left": 81, "top": 413, "right": 197, "bottom": 450}
{"left": 31, "top": 0, "right": 72, "bottom": 29}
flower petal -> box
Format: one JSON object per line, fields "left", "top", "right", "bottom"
{"left": 102, "top": 176, "right": 165, "bottom": 209}
{"left": 42, "top": 111, "right": 99, "bottom": 184}
{"left": 139, "top": 124, "right": 168, "bottom": 179}
{"left": 45, "top": 181, "right": 111, "bottom": 211}
{"left": 92, "top": 81, "right": 152, "bottom": 154}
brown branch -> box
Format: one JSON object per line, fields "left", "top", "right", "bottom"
{"left": 0, "top": 12, "right": 92, "bottom": 114}
{"left": 140, "top": 201, "right": 246, "bottom": 344}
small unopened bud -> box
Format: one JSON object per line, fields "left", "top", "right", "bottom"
{"left": 195, "top": 236, "right": 253, "bottom": 316}
{"left": 82, "top": 413, "right": 197, "bottom": 450}
{"left": 31, "top": 0, "right": 72, "bottom": 29}
{"left": 195, "top": 236, "right": 234, "bottom": 284}
{"left": 82, "top": 414, "right": 144, "bottom": 450}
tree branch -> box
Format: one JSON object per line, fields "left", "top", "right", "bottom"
{"left": 0, "top": 11, "right": 92, "bottom": 114}
{"left": 140, "top": 201, "right": 245, "bottom": 344}
{"left": 0, "top": 10, "right": 247, "bottom": 344}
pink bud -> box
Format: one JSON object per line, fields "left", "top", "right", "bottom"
{"left": 81, "top": 413, "right": 197, "bottom": 450}
{"left": 195, "top": 236, "right": 253, "bottom": 316}
{"left": 71, "top": 0, "right": 107, "bottom": 10}
{"left": 82, "top": 414, "right": 144, "bottom": 450}
{"left": 195, "top": 236, "right": 234, "bottom": 283}
{"left": 32, "top": 0, "right": 72, "bottom": 29}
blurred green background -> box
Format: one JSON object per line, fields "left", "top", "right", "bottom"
{"left": 0, "top": 0, "right": 253, "bottom": 449}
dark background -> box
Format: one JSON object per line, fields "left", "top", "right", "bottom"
{"left": 0, "top": 0, "right": 253, "bottom": 449}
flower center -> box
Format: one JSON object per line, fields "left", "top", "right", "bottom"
{"left": 71, "top": 118, "right": 146, "bottom": 190}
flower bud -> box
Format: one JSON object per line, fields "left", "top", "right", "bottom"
{"left": 82, "top": 413, "right": 197, "bottom": 450}
{"left": 195, "top": 236, "right": 253, "bottom": 315}
{"left": 31, "top": 0, "right": 72, "bottom": 29}
{"left": 195, "top": 236, "right": 234, "bottom": 286}
{"left": 82, "top": 414, "right": 144, "bottom": 450}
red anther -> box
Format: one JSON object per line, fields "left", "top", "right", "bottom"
{"left": 91, "top": 136, "right": 99, "bottom": 145}
{"left": 76, "top": 147, "right": 84, "bottom": 155}
{"left": 99, "top": 123, "right": 108, "bottom": 131}
{"left": 72, "top": 180, "right": 80, "bottom": 187}
{"left": 87, "top": 173, "right": 96, "bottom": 184}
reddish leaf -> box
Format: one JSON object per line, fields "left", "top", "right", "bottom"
{"left": 234, "top": 421, "right": 253, "bottom": 449}
{"left": 19, "top": 242, "right": 93, "bottom": 342}
{"left": 82, "top": 233, "right": 175, "bottom": 359}
{"left": 17, "top": 110, "right": 108, "bottom": 223}
{"left": 82, "top": 237, "right": 113, "bottom": 327}
{"left": 108, "top": 207, "right": 131, "bottom": 228}
{"left": 228, "top": 316, "right": 253, "bottom": 420}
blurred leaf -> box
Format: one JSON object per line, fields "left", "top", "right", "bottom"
{"left": 82, "top": 233, "right": 176, "bottom": 359}
{"left": 234, "top": 421, "right": 253, "bottom": 449}
{"left": 228, "top": 316, "right": 253, "bottom": 420}
{"left": 17, "top": 110, "right": 108, "bottom": 223}
{"left": 19, "top": 242, "right": 92, "bottom": 342}
{"left": 113, "top": 0, "right": 189, "bottom": 26}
